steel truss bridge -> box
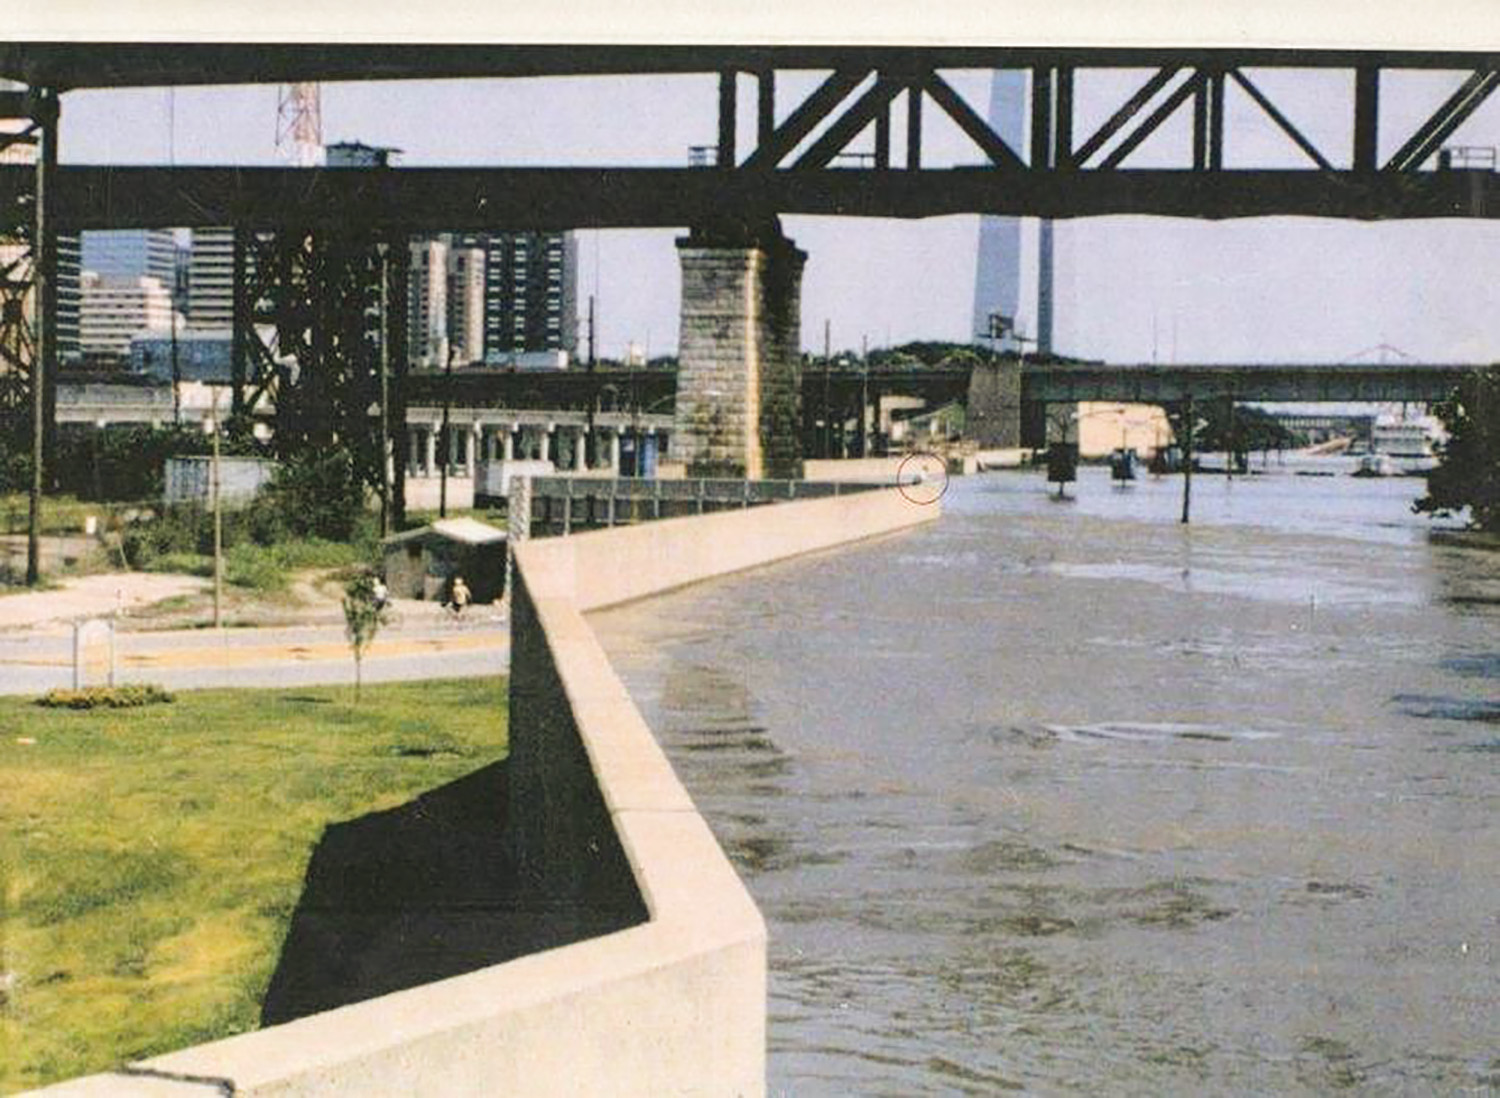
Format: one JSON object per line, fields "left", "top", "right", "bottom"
{"left": 6, "top": 45, "right": 1500, "bottom": 228}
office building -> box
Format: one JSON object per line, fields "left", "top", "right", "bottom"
{"left": 79, "top": 272, "right": 177, "bottom": 361}
{"left": 188, "top": 227, "right": 235, "bottom": 329}
{"left": 81, "top": 229, "right": 177, "bottom": 288}
{"left": 326, "top": 141, "right": 398, "bottom": 168}
{"left": 57, "top": 233, "right": 81, "bottom": 364}
{"left": 131, "top": 328, "right": 233, "bottom": 383}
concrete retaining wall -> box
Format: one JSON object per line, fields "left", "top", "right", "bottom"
{"left": 31, "top": 488, "right": 938, "bottom": 1097}
{"left": 803, "top": 456, "right": 906, "bottom": 482}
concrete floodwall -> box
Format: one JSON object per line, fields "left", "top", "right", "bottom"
{"left": 30, "top": 487, "right": 937, "bottom": 1097}
{"left": 802, "top": 456, "right": 906, "bottom": 482}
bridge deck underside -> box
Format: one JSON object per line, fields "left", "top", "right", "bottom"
{"left": 5, "top": 167, "right": 1500, "bottom": 231}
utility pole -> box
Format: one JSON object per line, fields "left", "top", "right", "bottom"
{"left": 585, "top": 295, "right": 596, "bottom": 471}
{"left": 26, "top": 88, "right": 58, "bottom": 587}
{"left": 170, "top": 309, "right": 181, "bottom": 426}
{"left": 438, "top": 342, "right": 454, "bottom": 518}
{"left": 587, "top": 294, "right": 596, "bottom": 366}
{"left": 1226, "top": 397, "right": 1239, "bottom": 481}
{"left": 1180, "top": 395, "right": 1195, "bottom": 525}
{"left": 822, "top": 319, "right": 832, "bottom": 459}
{"left": 864, "top": 333, "right": 876, "bottom": 456}
{"left": 377, "top": 242, "right": 392, "bottom": 536}
{"left": 211, "top": 389, "right": 223, "bottom": 628}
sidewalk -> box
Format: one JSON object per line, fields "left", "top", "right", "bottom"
{"left": 0, "top": 575, "right": 510, "bottom": 694}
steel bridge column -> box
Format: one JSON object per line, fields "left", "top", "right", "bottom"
{"left": 718, "top": 70, "right": 737, "bottom": 169}
{"left": 672, "top": 225, "right": 806, "bottom": 478}
{"left": 231, "top": 228, "right": 249, "bottom": 419}
{"left": 1354, "top": 67, "right": 1380, "bottom": 172}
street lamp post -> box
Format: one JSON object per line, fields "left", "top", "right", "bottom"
{"left": 860, "top": 334, "right": 870, "bottom": 457}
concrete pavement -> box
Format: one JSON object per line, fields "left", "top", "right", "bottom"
{"left": 0, "top": 603, "right": 509, "bottom": 695}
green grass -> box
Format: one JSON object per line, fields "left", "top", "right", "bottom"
{"left": 139, "top": 539, "right": 368, "bottom": 594}
{"left": 402, "top": 505, "right": 507, "bottom": 530}
{"left": 0, "top": 677, "right": 508, "bottom": 1092}
{"left": 0, "top": 494, "right": 149, "bottom": 538}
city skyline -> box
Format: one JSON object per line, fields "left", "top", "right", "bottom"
{"left": 51, "top": 66, "right": 1500, "bottom": 365}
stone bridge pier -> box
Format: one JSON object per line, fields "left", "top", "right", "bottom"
{"left": 671, "top": 222, "right": 806, "bottom": 479}
{"left": 965, "top": 357, "right": 1024, "bottom": 449}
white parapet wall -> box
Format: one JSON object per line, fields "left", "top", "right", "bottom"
{"left": 30, "top": 487, "right": 939, "bottom": 1097}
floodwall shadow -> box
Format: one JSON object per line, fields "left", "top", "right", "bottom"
{"left": 260, "top": 760, "right": 646, "bottom": 1026}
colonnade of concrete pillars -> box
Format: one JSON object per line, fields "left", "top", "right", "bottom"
{"left": 405, "top": 423, "right": 635, "bottom": 477}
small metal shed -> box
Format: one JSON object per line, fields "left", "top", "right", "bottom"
{"left": 380, "top": 517, "right": 507, "bottom": 604}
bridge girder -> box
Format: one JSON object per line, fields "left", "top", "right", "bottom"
{"left": 5, "top": 165, "right": 1500, "bottom": 232}
{"left": 2, "top": 45, "right": 1499, "bottom": 90}
{"left": 4, "top": 49, "right": 1500, "bottom": 228}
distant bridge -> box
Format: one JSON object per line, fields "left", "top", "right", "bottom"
{"left": 1019, "top": 361, "right": 1480, "bottom": 404}
{"left": 59, "top": 359, "right": 1480, "bottom": 430}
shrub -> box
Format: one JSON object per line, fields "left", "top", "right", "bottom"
{"left": 1416, "top": 365, "right": 1500, "bottom": 532}
{"left": 261, "top": 450, "right": 367, "bottom": 542}
{"left": 141, "top": 552, "right": 213, "bottom": 577}
{"left": 224, "top": 543, "right": 289, "bottom": 592}
{"left": 37, "top": 684, "right": 175, "bottom": 709}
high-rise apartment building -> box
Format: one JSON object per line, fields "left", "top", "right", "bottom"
{"left": 407, "top": 237, "right": 449, "bottom": 367}
{"left": 449, "top": 232, "right": 578, "bottom": 363}
{"left": 79, "top": 272, "right": 177, "bottom": 361}
{"left": 57, "top": 234, "right": 81, "bottom": 365}
{"left": 446, "top": 244, "right": 486, "bottom": 365}
{"left": 188, "top": 227, "right": 235, "bottom": 329}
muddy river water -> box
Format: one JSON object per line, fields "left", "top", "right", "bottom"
{"left": 590, "top": 464, "right": 1500, "bottom": 1095}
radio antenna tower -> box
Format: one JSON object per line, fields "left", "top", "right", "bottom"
{"left": 275, "top": 82, "right": 324, "bottom": 166}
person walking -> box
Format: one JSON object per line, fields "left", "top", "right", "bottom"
{"left": 449, "top": 575, "right": 471, "bottom": 619}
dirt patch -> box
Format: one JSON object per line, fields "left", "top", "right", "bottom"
{"left": 0, "top": 573, "right": 208, "bottom": 632}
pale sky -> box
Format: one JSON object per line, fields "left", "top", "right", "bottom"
{"left": 56, "top": 67, "right": 1500, "bottom": 364}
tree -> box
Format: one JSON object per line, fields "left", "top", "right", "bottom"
{"left": 1416, "top": 365, "right": 1500, "bottom": 531}
{"left": 342, "top": 571, "right": 390, "bottom": 702}
{"left": 264, "top": 448, "right": 367, "bottom": 541}
{"left": 1195, "top": 400, "right": 1294, "bottom": 462}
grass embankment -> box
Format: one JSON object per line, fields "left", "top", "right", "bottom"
{"left": 0, "top": 495, "right": 148, "bottom": 538}
{"left": 141, "top": 539, "right": 366, "bottom": 594}
{"left": 0, "top": 677, "right": 508, "bottom": 1092}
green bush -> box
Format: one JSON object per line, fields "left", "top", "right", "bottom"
{"left": 224, "top": 543, "right": 289, "bottom": 592}
{"left": 37, "top": 684, "right": 175, "bottom": 710}
{"left": 261, "top": 451, "right": 367, "bottom": 542}
{"left": 140, "top": 552, "right": 213, "bottom": 577}
{"left": 112, "top": 445, "right": 378, "bottom": 577}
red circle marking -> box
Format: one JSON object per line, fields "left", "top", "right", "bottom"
{"left": 896, "top": 452, "right": 950, "bottom": 505}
